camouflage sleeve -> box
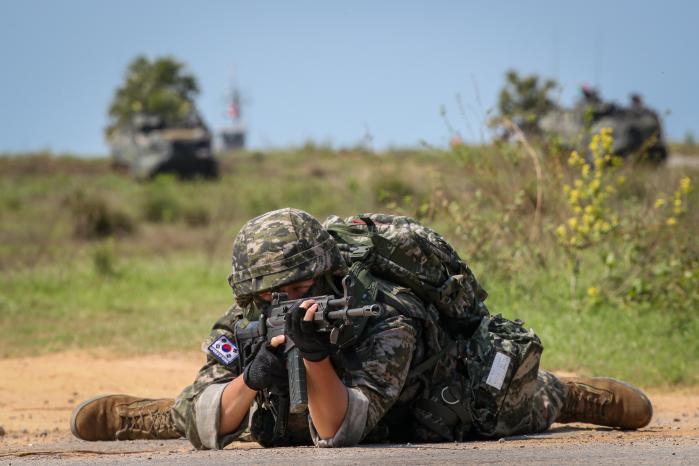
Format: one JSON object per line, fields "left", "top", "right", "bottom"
{"left": 171, "top": 304, "right": 250, "bottom": 450}
{"left": 308, "top": 297, "right": 420, "bottom": 447}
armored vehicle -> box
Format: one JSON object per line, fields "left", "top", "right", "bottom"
{"left": 109, "top": 113, "right": 219, "bottom": 180}
{"left": 540, "top": 88, "right": 667, "bottom": 163}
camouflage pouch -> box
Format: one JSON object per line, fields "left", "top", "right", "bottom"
{"left": 462, "top": 314, "right": 543, "bottom": 436}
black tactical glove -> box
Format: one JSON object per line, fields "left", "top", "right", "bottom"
{"left": 285, "top": 301, "right": 336, "bottom": 362}
{"left": 242, "top": 342, "right": 288, "bottom": 391}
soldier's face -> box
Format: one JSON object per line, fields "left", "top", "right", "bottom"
{"left": 258, "top": 278, "right": 315, "bottom": 302}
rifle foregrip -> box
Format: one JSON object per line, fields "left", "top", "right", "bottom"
{"left": 287, "top": 347, "right": 308, "bottom": 413}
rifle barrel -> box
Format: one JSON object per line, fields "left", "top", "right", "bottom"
{"left": 325, "top": 305, "right": 381, "bottom": 320}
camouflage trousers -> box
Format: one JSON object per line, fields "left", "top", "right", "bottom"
{"left": 480, "top": 369, "right": 566, "bottom": 437}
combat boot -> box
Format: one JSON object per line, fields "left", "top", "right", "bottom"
{"left": 556, "top": 377, "right": 653, "bottom": 429}
{"left": 70, "top": 394, "right": 182, "bottom": 441}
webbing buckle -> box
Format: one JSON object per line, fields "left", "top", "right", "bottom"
{"left": 349, "top": 245, "right": 371, "bottom": 261}
{"left": 437, "top": 274, "right": 466, "bottom": 303}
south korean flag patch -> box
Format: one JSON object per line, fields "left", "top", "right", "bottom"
{"left": 207, "top": 335, "right": 239, "bottom": 366}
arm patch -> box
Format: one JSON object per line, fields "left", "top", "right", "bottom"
{"left": 207, "top": 335, "right": 240, "bottom": 366}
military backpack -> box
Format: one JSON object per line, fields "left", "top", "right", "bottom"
{"left": 323, "top": 213, "right": 489, "bottom": 337}
{"left": 324, "top": 213, "right": 543, "bottom": 441}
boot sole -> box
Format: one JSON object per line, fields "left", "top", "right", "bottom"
{"left": 70, "top": 393, "right": 131, "bottom": 440}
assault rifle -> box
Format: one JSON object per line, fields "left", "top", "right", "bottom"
{"left": 233, "top": 275, "right": 381, "bottom": 442}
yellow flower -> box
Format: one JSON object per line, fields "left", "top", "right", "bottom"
{"left": 600, "top": 128, "right": 613, "bottom": 152}
{"left": 674, "top": 198, "right": 682, "bottom": 207}
{"left": 568, "top": 151, "right": 581, "bottom": 166}
{"left": 666, "top": 217, "right": 677, "bottom": 226}
{"left": 587, "top": 287, "right": 599, "bottom": 298}
{"left": 581, "top": 164, "right": 590, "bottom": 178}
{"left": 568, "top": 217, "right": 578, "bottom": 228}
{"left": 680, "top": 177, "right": 692, "bottom": 194}
{"left": 555, "top": 225, "right": 567, "bottom": 238}
{"left": 654, "top": 198, "right": 666, "bottom": 209}
{"left": 616, "top": 175, "right": 626, "bottom": 185}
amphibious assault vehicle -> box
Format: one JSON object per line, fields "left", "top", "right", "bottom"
{"left": 109, "top": 113, "right": 219, "bottom": 179}
{"left": 540, "top": 88, "right": 667, "bottom": 163}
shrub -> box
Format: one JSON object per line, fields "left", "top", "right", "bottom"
{"left": 92, "top": 238, "right": 117, "bottom": 276}
{"left": 183, "top": 204, "right": 211, "bottom": 227}
{"left": 373, "top": 175, "right": 415, "bottom": 205}
{"left": 142, "top": 175, "right": 182, "bottom": 222}
{"left": 69, "top": 191, "right": 135, "bottom": 239}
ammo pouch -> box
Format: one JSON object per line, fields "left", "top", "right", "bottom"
{"left": 462, "top": 314, "right": 543, "bottom": 436}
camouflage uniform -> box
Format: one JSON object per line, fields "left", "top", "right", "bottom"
{"left": 171, "top": 208, "right": 568, "bottom": 449}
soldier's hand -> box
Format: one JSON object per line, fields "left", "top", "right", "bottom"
{"left": 242, "top": 336, "right": 288, "bottom": 391}
{"left": 285, "top": 299, "right": 335, "bottom": 362}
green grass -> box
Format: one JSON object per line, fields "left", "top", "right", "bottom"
{"left": 0, "top": 148, "right": 697, "bottom": 388}
{"left": 0, "top": 253, "right": 230, "bottom": 356}
{"left": 484, "top": 263, "right": 699, "bottom": 387}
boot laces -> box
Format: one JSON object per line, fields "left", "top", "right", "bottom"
{"left": 569, "top": 383, "right": 613, "bottom": 420}
{"left": 120, "top": 406, "right": 172, "bottom": 436}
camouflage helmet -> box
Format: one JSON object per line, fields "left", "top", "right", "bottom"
{"left": 227, "top": 208, "right": 347, "bottom": 299}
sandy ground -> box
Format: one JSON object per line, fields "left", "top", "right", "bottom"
{"left": 0, "top": 351, "right": 205, "bottom": 446}
{"left": 1, "top": 352, "right": 698, "bottom": 463}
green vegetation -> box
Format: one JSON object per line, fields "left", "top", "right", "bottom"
{"left": 106, "top": 55, "right": 200, "bottom": 136}
{"left": 492, "top": 69, "right": 558, "bottom": 138}
{"left": 0, "top": 144, "right": 696, "bottom": 387}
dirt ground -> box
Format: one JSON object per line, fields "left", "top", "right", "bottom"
{"left": 0, "top": 351, "right": 204, "bottom": 447}
{"left": 1, "top": 351, "right": 699, "bottom": 461}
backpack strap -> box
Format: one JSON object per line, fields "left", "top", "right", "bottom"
{"left": 359, "top": 215, "right": 378, "bottom": 233}
{"left": 414, "top": 383, "right": 472, "bottom": 441}
{"left": 407, "top": 340, "right": 456, "bottom": 381}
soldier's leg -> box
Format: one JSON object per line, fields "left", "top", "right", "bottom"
{"left": 484, "top": 370, "right": 567, "bottom": 437}
{"left": 170, "top": 381, "right": 247, "bottom": 449}
{"left": 481, "top": 371, "right": 653, "bottom": 438}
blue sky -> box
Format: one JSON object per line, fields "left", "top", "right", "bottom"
{"left": 1, "top": 0, "right": 697, "bottom": 154}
